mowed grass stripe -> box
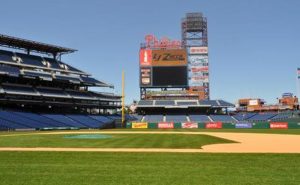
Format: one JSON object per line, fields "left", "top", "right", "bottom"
{"left": 0, "top": 133, "right": 234, "bottom": 149}
{"left": 0, "top": 152, "right": 299, "bottom": 185}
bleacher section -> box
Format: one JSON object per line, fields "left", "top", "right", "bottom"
{"left": 247, "top": 113, "right": 277, "bottom": 122}
{"left": 143, "top": 115, "right": 164, "bottom": 122}
{"left": 233, "top": 113, "right": 257, "bottom": 121}
{"left": 166, "top": 115, "right": 187, "bottom": 122}
{"left": 155, "top": 100, "right": 175, "bottom": 106}
{"left": 0, "top": 110, "right": 121, "bottom": 130}
{"left": 189, "top": 115, "right": 210, "bottom": 122}
{"left": 210, "top": 115, "right": 235, "bottom": 122}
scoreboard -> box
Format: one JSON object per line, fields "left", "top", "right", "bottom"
{"left": 140, "top": 49, "right": 188, "bottom": 87}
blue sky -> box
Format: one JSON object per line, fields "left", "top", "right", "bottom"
{"left": 1, "top": 0, "right": 300, "bottom": 104}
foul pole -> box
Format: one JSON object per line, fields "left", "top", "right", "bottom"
{"left": 121, "top": 70, "right": 125, "bottom": 127}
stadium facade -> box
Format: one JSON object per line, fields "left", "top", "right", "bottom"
{"left": 0, "top": 34, "right": 122, "bottom": 130}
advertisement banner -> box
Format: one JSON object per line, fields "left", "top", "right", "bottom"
{"left": 270, "top": 122, "right": 288, "bottom": 129}
{"left": 140, "top": 68, "right": 151, "bottom": 86}
{"left": 182, "top": 122, "right": 198, "bottom": 128}
{"left": 189, "top": 80, "right": 203, "bottom": 86}
{"left": 190, "top": 76, "right": 209, "bottom": 83}
{"left": 140, "top": 49, "right": 152, "bottom": 66}
{"left": 151, "top": 49, "right": 187, "bottom": 66}
{"left": 249, "top": 100, "right": 259, "bottom": 106}
{"left": 189, "top": 47, "right": 208, "bottom": 54}
{"left": 205, "top": 122, "right": 222, "bottom": 129}
{"left": 132, "top": 122, "right": 148, "bottom": 129}
{"left": 235, "top": 122, "right": 253, "bottom": 129}
{"left": 158, "top": 122, "right": 174, "bottom": 129}
{"left": 190, "top": 66, "right": 209, "bottom": 73}
{"left": 189, "top": 56, "right": 208, "bottom": 66}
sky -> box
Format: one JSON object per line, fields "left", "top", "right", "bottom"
{"left": 1, "top": 0, "right": 300, "bottom": 104}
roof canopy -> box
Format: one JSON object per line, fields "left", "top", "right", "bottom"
{"left": 0, "top": 34, "right": 76, "bottom": 56}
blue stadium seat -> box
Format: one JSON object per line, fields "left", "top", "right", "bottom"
{"left": 0, "top": 50, "right": 16, "bottom": 63}
{"left": 166, "top": 115, "right": 187, "bottom": 122}
{"left": 13, "top": 111, "right": 65, "bottom": 127}
{"left": 42, "top": 114, "right": 86, "bottom": 128}
{"left": 37, "top": 87, "right": 69, "bottom": 97}
{"left": 189, "top": 115, "right": 210, "bottom": 122}
{"left": 0, "top": 65, "right": 20, "bottom": 77}
{"left": 0, "top": 110, "right": 44, "bottom": 129}
{"left": 66, "top": 115, "right": 101, "bottom": 128}
{"left": 210, "top": 115, "right": 235, "bottom": 122}
{"left": 0, "top": 116, "right": 29, "bottom": 129}
{"left": 155, "top": 100, "right": 175, "bottom": 106}
{"left": 271, "top": 113, "right": 291, "bottom": 121}
{"left": 2, "top": 84, "right": 37, "bottom": 95}
{"left": 247, "top": 113, "right": 277, "bottom": 122}
{"left": 233, "top": 113, "right": 257, "bottom": 121}
{"left": 23, "top": 71, "right": 52, "bottom": 80}
{"left": 89, "top": 115, "right": 114, "bottom": 124}
{"left": 138, "top": 100, "right": 154, "bottom": 106}
{"left": 16, "top": 53, "right": 45, "bottom": 67}
{"left": 177, "top": 101, "right": 198, "bottom": 106}
{"left": 143, "top": 115, "right": 164, "bottom": 122}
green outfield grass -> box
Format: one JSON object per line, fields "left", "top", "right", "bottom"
{"left": 0, "top": 152, "right": 299, "bottom": 185}
{"left": 0, "top": 133, "right": 233, "bottom": 149}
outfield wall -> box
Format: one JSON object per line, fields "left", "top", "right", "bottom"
{"left": 127, "top": 121, "right": 300, "bottom": 129}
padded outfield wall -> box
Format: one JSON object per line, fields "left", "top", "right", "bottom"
{"left": 127, "top": 121, "right": 300, "bottom": 129}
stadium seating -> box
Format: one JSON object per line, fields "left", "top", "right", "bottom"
{"left": 143, "top": 115, "right": 164, "bottom": 122}
{"left": 15, "top": 53, "right": 45, "bottom": 67}
{"left": 0, "top": 65, "right": 20, "bottom": 77}
{"left": 55, "top": 75, "right": 81, "bottom": 84}
{"left": 0, "top": 117, "right": 29, "bottom": 129}
{"left": 199, "top": 100, "right": 219, "bottom": 107}
{"left": 247, "top": 113, "right": 277, "bottom": 122}
{"left": 138, "top": 100, "right": 154, "bottom": 106}
{"left": 81, "top": 76, "right": 104, "bottom": 85}
{"left": 23, "top": 71, "right": 52, "bottom": 80}
{"left": 66, "top": 115, "right": 102, "bottom": 128}
{"left": 0, "top": 50, "right": 16, "bottom": 63}
{"left": 13, "top": 111, "right": 66, "bottom": 127}
{"left": 233, "top": 113, "right": 257, "bottom": 121}
{"left": 210, "top": 115, "right": 236, "bottom": 122}
{"left": 66, "top": 90, "right": 95, "bottom": 99}
{"left": 42, "top": 114, "right": 87, "bottom": 128}
{"left": 0, "top": 110, "right": 46, "bottom": 128}
{"left": 155, "top": 100, "right": 175, "bottom": 106}
{"left": 176, "top": 101, "right": 198, "bottom": 106}
{"left": 166, "top": 115, "right": 187, "bottom": 122}
{"left": 37, "top": 87, "right": 70, "bottom": 97}
{"left": 270, "top": 112, "right": 293, "bottom": 121}
{"left": 189, "top": 115, "right": 210, "bottom": 122}
{"left": 2, "top": 84, "right": 38, "bottom": 95}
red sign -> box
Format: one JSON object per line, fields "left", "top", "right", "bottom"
{"left": 158, "top": 122, "right": 174, "bottom": 129}
{"left": 182, "top": 122, "right": 198, "bottom": 128}
{"left": 189, "top": 47, "right": 208, "bottom": 54}
{"left": 206, "top": 122, "right": 222, "bottom": 129}
{"left": 140, "top": 49, "right": 152, "bottom": 66}
{"left": 144, "top": 34, "right": 182, "bottom": 49}
{"left": 270, "top": 122, "right": 288, "bottom": 129}
{"left": 191, "top": 67, "right": 209, "bottom": 72}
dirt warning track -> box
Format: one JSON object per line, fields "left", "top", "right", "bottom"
{"left": 0, "top": 131, "right": 299, "bottom": 153}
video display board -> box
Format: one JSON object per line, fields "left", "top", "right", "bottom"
{"left": 151, "top": 49, "right": 187, "bottom": 66}
{"left": 152, "top": 66, "right": 187, "bottom": 87}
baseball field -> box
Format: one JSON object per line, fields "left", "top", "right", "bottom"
{"left": 0, "top": 129, "right": 299, "bottom": 185}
